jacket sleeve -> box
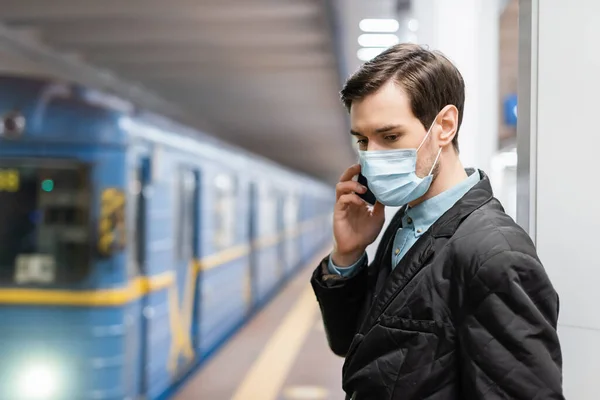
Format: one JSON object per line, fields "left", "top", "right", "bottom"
{"left": 311, "top": 254, "right": 369, "bottom": 357}
{"left": 458, "top": 250, "right": 564, "bottom": 399}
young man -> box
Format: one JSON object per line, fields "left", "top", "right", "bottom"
{"left": 311, "top": 44, "right": 563, "bottom": 399}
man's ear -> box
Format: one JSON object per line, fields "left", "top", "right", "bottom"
{"left": 436, "top": 104, "right": 459, "bottom": 147}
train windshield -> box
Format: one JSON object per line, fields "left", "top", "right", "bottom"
{"left": 0, "top": 160, "right": 92, "bottom": 285}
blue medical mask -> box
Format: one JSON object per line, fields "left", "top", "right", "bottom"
{"left": 358, "top": 120, "right": 442, "bottom": 207}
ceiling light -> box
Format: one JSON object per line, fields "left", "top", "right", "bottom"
{"left": 407, "top": 19, "right": 419, "bottom": 32}
{"left": 357, "top": 47, "right": 387, "bottom": 62}
{"left": 359, "top": 19, "right": 399, "bottom": 33}
{"left": 358, "top": 34, "right": 399, "bottom": 48}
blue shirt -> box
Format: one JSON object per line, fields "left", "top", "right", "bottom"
{"left": 329, "top": 171, "right": 481, "bottom": 277}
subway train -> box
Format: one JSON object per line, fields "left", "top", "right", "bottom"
{"left": 0, "top": 75, "right": 333, "bottom": 400}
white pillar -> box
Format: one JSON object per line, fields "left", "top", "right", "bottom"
{"left": 412, "top": 0, "right": 501, "bottom": 176}
{"left": 518, "top": 1, "right": 600, "bottom": 398}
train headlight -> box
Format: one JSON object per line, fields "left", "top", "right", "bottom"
{"left": 15, "top": 361, "right": 62, "bottom": 399}
{"left": 1, "top": 110, "right": 26, "bottom": 138}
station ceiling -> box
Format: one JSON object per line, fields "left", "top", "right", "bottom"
{"left": 0, "top": 0, "right": 357, "bottom": 183}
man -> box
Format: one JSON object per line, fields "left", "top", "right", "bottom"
{"left": 311, "top": 43, "right": 563, "bottom": 399}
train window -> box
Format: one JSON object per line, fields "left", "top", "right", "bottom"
{"left": 0, "top": 160, "right": 92, "bottom": 285}
{"left": 284, "top": 194, "right": 299, "bottom": 230}
{"left": 175, "top": 167, "right": 197, "bottom": 262}
{"left": 214, "top": 173, "right": 237, "bottom": 251}
{"left": 257, "top": 183, "right": 277, "bottom": 237}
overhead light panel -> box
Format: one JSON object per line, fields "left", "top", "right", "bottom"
{"left": 407, "top": 19, "right": 419, "bottom": 32}
{"left": 356, "top": 19, "right": 400, "bottom": 62}
{"left": 359, "top": 18, "right": 399, "bottom": 33}
{"left": 358, "top": 34, "right": 399, "bottom": 48}
{"left": 357, "top": 47, "right": 387, "bottom": 62}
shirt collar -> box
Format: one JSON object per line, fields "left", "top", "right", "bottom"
{"left": 403, "top": 170, "right": 481, "bottom": 237}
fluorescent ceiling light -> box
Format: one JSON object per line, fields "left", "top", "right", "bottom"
{"left": 359, "top": 18, "right": 399, "bottom": 33}
{"left": 358, "top": 34, "right": 399, "bottom": 48}
{"left": 407, "top": 19, "right": 419, "bottom": 32}
{"left": 357, "top": 47, "right": 387, "bottom": 62}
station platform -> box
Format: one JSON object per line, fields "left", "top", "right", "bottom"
{"left": 173, "top": 248, "right": 345, "bottom": 400}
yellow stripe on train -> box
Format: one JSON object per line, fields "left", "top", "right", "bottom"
{"left": 0, "top": 214, "right": 332, "bottom": 307}
{"left": 0, "top": 273, "right": 175, "bottom": 306}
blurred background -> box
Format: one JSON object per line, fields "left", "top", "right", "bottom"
{"left": 0, "top": 0, "right": 596, "bottom": 399}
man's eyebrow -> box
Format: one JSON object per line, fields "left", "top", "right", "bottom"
{"left": 375, "top": 124, "right": 404, "bottom": 133}
{"left": 350, "top": 125, "right": 405, "bottom": 136}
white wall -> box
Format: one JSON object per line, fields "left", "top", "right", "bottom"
{"left": 518, "top": 1, "right": 600, "bottom": 398}
{"left": 489, "top": 148, "right": 518, "bottom": 220}
{"left": 412, "top": 0, "right": 502, "bottom": 176}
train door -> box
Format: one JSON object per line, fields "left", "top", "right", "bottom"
{"left": 276, "top": 193, "right": 286, "bottom": 280}
{"left": 247, "top": 181, "right": 259, "bottom": 310}
{"left": 283, "top": 193, "right": 299, "bottom": 275}
{"left": 190, "top": 171, "right": 202, "bottom": 357}
{"left": 172, "top": 166, "right": 199, "bottom": 376}
{"left": 129, "top": 156, "right": 149, "bottom": 397}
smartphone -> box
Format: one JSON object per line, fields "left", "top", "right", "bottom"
{"left": 356, "top": 172, "right": 377, "bottom": 205}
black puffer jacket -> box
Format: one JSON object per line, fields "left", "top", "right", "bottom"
{"left": 311, "top": 170, "right": 563, "bottom": 399}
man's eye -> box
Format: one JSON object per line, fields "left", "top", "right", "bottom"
{"left": 385, "top": 135, "right": 399, "bottom": 142}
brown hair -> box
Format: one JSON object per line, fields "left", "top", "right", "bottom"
{"left": 340, "top": 43, "right": 465, "bottom": 151}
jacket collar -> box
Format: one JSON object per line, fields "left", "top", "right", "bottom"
{"left": 430, "top": 168, "right": 494, "bottom": 238}
{"left": 361, "top": 168, "right": 495, "bottom": 331}
{"left": 404, "top": 168, "right": 481, "bottom": 239}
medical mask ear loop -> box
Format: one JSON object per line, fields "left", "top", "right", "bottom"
{"left": 427, "top": 147, "right": 443, "bottom": 176}
{"left": 416, "top": 117, "right": 442, "bottom": 177}
{"left": 416, "top": 116, "right": 438, "bottom": 153}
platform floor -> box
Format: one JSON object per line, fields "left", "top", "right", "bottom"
{"left": 174, "top": 248, "right": 346, "bottom": 400}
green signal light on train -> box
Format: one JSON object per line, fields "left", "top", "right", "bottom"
{"left": 41, "top": 179, "right": 54, "bottom": 192}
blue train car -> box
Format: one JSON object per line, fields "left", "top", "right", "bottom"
{"left": 0, "top": 75, "right": 333, "bottom": 400}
